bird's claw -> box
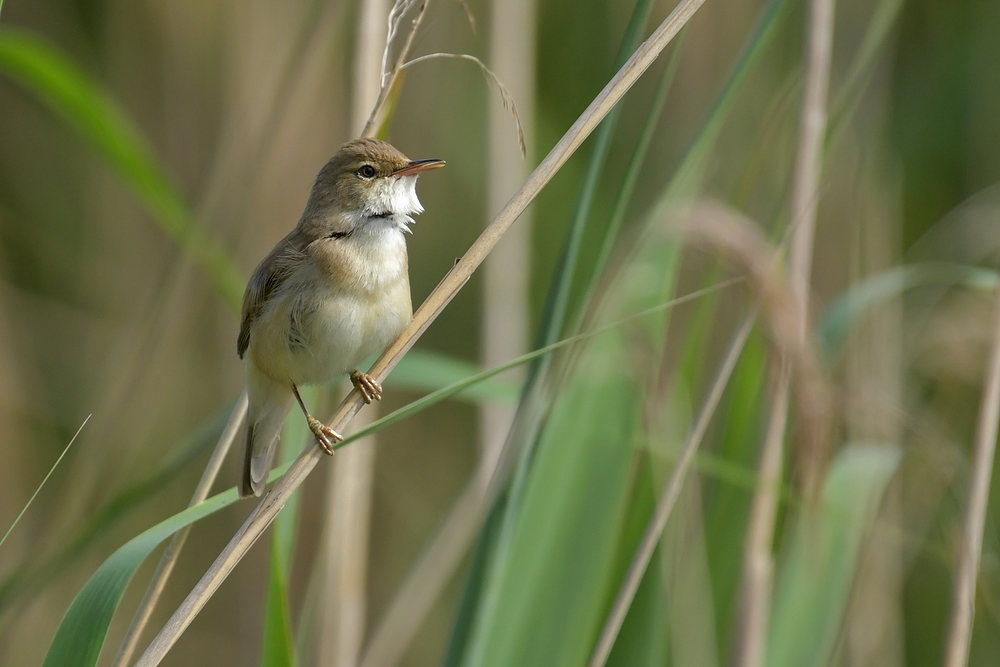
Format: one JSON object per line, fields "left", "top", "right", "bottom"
{"left": 308, "top": 416, "right": 342, "bottom": 455}
{"left": 351, "top": 370, "right": 383, "bottom": 404}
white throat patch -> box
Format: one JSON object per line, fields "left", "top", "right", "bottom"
{"left": 358, "top": 175, "right": 424, "bottom": 234}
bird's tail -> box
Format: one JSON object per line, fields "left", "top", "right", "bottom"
{"left": 241, "top": 363, "right": 295, "bottom": 497}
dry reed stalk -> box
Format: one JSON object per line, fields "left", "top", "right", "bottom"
{"left": 359, "top": 477, "right": 484, "bottom": 667}
{"left": 786, "top": 0, "right": 836, "bottom": 489}
{"left": 380, "top": 0, "right": 423, "bottom": 86}
{"left": 732, "top": 0, "right": 836, "bottom": 663}
{"left": 133, "top": 2, "right": 705, "bottom": 663}
{"left": 480, "top": 0, "right": 534, "bottom": 507}
{"left": 355, "top": 0, "right": 392, "bottom": 143}
{"left": 588, "top": 309, "right": 757, "bottom": 667}
{"left": 841, "top": 184, "right": 905, "bottom": 667}
{"left": 317, "top": 406, "right": 378, "bottom": 667}
{"left": 359, "top": 278, "right": 744, "bottom": 667}
{"left": 358, "top": 1, "right": 536, "bottom": 662}
{"left": 313, "top": 2, "right": 388, "bottom": 664}
{"left": 586, "top": 198, "right": 831, "bottom": 667}
{"left": 942, "top": 282, "right": 1000, "bottom": 667}
{"left": 363, "top": 0, "right": 429, "bottom": 137}
{"left": 105, "top": 4, "right": 350, "bottom": 659}
{"left": 111, "top": 391, "right": 247, "bottom": 667}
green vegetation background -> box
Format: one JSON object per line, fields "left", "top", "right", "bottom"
{"left": 0, "top": 0, "right": 999, "bottom": 666}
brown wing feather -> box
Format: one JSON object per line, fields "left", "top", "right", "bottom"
{"left": 237, "top": 229, "right": 310, "bottom": 359}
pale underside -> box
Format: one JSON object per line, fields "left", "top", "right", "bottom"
{"left": 246, "top": 228, "right": 412, "bottom": 386}
{"left": 241, "top": 174, "right": 421, "bottom": 495}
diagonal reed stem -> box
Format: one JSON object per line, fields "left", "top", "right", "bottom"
{"left": 361, "top": 2, "right": 646, "bottom": 662}
{"left": 118, "top": 3, "right": 419, "bottom": 663}
{"left": 132, "top": 2, "right": 706, "bottom": 664}
{"left": 0, "top": 415, "right": 90, "bottom": 552}
{"left": 732, "top": 0, "right": 836, "bottom": 664}
{"left": 350, "top": 281, "right": 738, "bottom": 667}
{"left": 479, "top": 0, "right": 534, "bottom": 508}
{"left": 942, "top": 279, "right": 1000, "bottom": 667}
{"left": 587, "top": 308, "right": 757, "bottom": 667}
{"left": 314, "top": 2, "right": 389, "bottom": 664}
{"left": 111, "top": 391, "right": 247, "bottom": 667}
{"left": 111, "top": 1, "right": 354, "bottom": 661}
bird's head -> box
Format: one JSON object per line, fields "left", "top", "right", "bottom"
{"left": 302, "top": 137, "right": 444, "bottom": 236}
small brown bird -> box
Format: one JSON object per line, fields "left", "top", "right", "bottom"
{"left": 237, "top": 138, "right": 444, "bottom": 497}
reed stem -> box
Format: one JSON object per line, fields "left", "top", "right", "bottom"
{"left": 942, "top": 280, "right": 1000, "bottom": 667}
{"left": 133, "top": 2, "right": 705, "bottom": 662}
{"left": 112, "top": 391, "right": 247, "bottom": 667}
{"left": 732, "top": 0, "right": 836, "bottom": 663}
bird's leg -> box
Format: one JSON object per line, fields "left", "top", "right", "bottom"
{"left": 292, "top": 384, "right": 342, "bottom": 455}
{"left": 350, "top": 370, "right": 383, "bottom": 404}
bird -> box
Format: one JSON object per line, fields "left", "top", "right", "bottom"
{"left": 237, "top": 137, "right": 444, "bottom": 497}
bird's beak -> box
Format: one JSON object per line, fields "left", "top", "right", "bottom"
{"left": 392, "top": 158, "right": 446, "bottom": 176}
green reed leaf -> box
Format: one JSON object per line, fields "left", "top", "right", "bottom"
{"left": 0, "top": 28, "right": 244, "bottom": 309}
{"left": 386, "top": 349, "right": 520, "bottom": 404}
{"left": 260, "top": 387, "right": 316, "bottom": 667}
{"left": 767, "top": 444, "right": 902, "bottom": 667}
{"left": 0, "top": 406, "right": 228, "bottom": 614}
{"left": 539, "top": 0, "right": 656, "bottom": 349}
{"left": 40, "top": 277, "right": 730, "bottom": 667}
{"left": 41, "top": 487, "right": 242, "bottom": 667}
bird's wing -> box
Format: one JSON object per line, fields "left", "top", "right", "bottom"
{"left": 237, "top": 231, "right": 308, "bottom": 358}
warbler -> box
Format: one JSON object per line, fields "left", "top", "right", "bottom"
{"left": 237, "top": 137, "right": 444, "bottom": 497}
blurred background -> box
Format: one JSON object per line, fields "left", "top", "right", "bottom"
{"left": 0, "top": 0, "right": 999, "bottom": 666}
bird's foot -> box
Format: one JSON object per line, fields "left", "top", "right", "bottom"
{"left": 351, "top": 370, "right": 383, "bottom": 404}
{"left": 308, "top": 416, "right": 342, "bottom": 455}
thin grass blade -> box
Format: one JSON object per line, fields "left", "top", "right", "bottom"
{"left": 262, "top": 539, "right": 297, "bottom": 667}
{"left": 41, "top": 279, "right": 729, "bottom": 667}
{"left": 591, "top": 26, "right": 688, "bottom": 284}
{"left": 0, "top": 415, "right": 90, "bottom": 552}
{"left": 386, "top": 349, "right": 521, "bottom": 404}
{"left": 601, "top": 453, "right": 667, "bottom": 667}
{"left": 665, "top": 0, "right": 796, "bottom": 203}
{"left": 0, "top": 406, "right": 231, "bottom": 614}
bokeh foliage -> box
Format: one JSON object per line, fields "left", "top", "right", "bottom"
{"left": 1, "top": 0, "right": 999, "bottom": 666}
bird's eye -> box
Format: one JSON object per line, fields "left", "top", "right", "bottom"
{"left": 358, "top": 165, "right": 376, "bottom": 179}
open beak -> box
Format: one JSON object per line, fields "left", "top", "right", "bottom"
{"left": 392, "top": 158, "right": 446, "bottom": 177}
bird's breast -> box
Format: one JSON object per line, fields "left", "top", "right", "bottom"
{"left": 316, "top": 228, "right": 409, "bottom": 295}
{"left": 247, "top": 232, "right": 412, "bottom": 386}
